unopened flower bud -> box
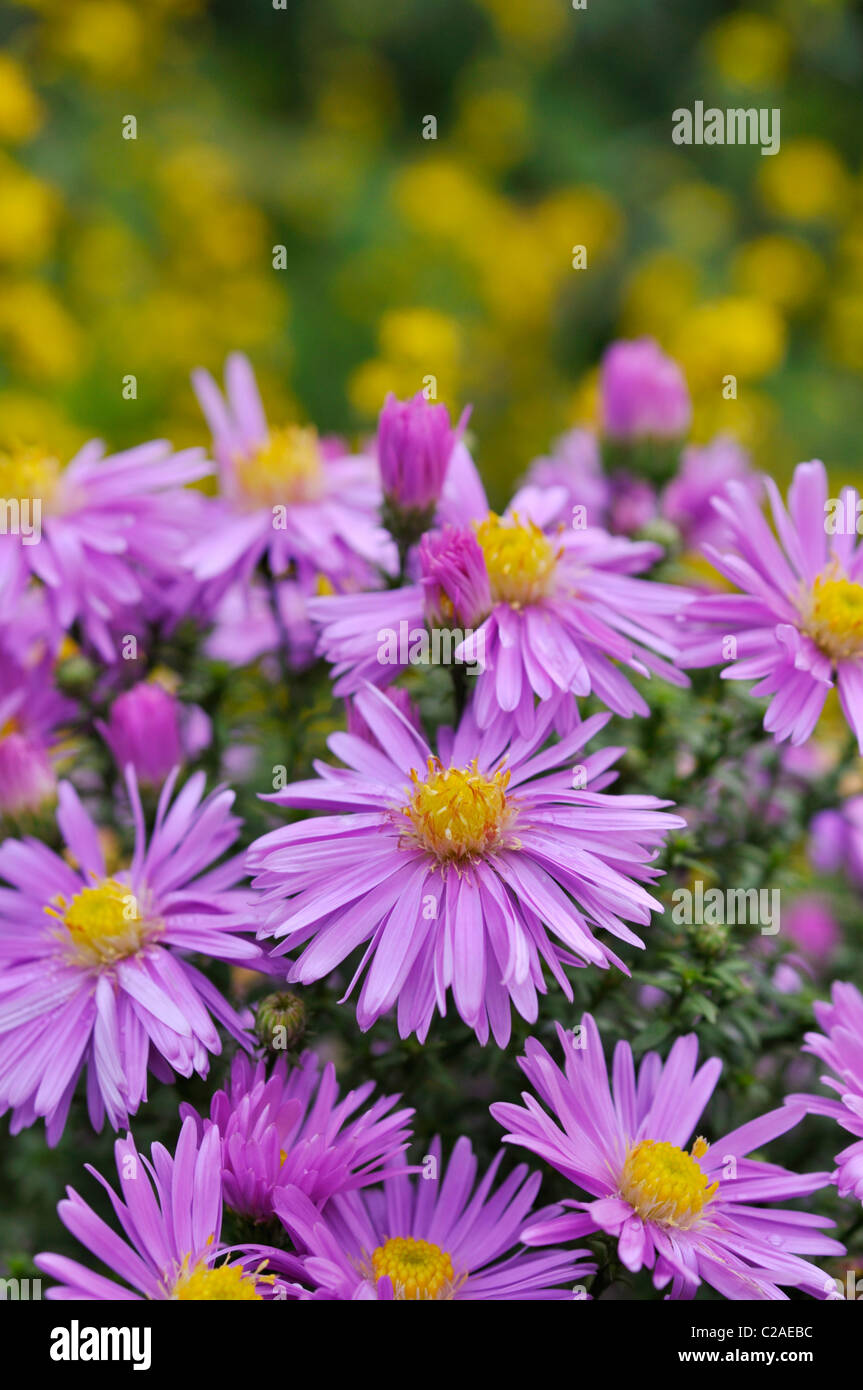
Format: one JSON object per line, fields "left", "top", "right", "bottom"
{"left": 254, "top": 991, "right": 307, "bottom": 1054}
{"left": 600, "top": 338, "right": 691, "bottom": 443}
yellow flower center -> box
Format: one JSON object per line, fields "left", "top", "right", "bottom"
{"left": 0, "top": 444, "right": 60, "bottom": 508}
{"left": 46, "top": 877, "right": 153, "bottom": 968}
{"left": 0, "top": 716, "right": 19, "bottom": 739}
{"left": 619, "top": 1137, "right": 718, "bottom": 1230}
{"left": 401, "top": 757, "right": 516, "bottom": 862}
{"left": 172, "top": 1259, "right": 263, "bottom": 1301}
{"left": 234, "top": 425, "right": 322, "bottom": 508}
{"left": 800, "top": 568, "right": 863, "bottom": 662}
{"left": 371, "top": 1236, "right": 455, "bottom": 1300}
{"left": 475, "top": 512, "right": 559, "bottom": 606}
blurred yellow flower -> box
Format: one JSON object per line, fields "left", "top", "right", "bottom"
{"left": 475, "top": 0, "right": 568, "bottom": 52}
{"left": 68, "top": 220, "right": 149, "bottom": 303}
{"left": 156, "top": 145, "right": 241, "bottom": 213}
{"left": 0, "top": 53, "right": 43, "bottom": 142}
{"left": 378, "top": 306, "right": 462, "bottom": 370}
{"left": 732, "top": 235, "right": 824, "bottom": 312}
{"left": 567, "top": 369, "right": 600, "bottom": 428}
{"left": 673, "top": 296, "right": 786, "bottom": 387}
{"left": 0, "top": 390, "right": 83, "bottom": 458}
{"left": 475, "top": 218, "right": 559, "bottom": 328}
{"left": 42, "top": 0, "right": 152, "bottom": 83}
{"left": 0, "top": 155, "right": 59, "bottom": 265}
{"left": 534, "top": 187, "right": 622, "bottom": 266}
{"left": 708, "top": 13, "right": 791, "bottom": 87}
{"left": 620, "top": 252, "right": 698, "bottom": 342}
{"left": 394, "top": 157, "right": 501, "bottom": 245}
{"left": 0, "top": 282, "right": 82, "bottom": 380}
{"left": 349, "top": 308, "right": 462, "bottom": 418}
{"left": 453, "top": 86, "right": 531, "bottom": 172}
{"left": 759, "top": 139, "right": 850, "bottom": 222}
{"left": 171, "top": 200, "right": 268, "bottom": 275}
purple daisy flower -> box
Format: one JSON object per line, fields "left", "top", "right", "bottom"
{"left": 274, "top": 1135, "right": 595, "bottom": 1300}
{"left": 492, "top": 1015, "right": 841, "bottom": 1300}
{"left": 188, "top": 353, "right": 395, "bottom": 592}
{"left": 35, "top": 1116, "right": 294, "bottom": 1299}
{"left": 679, "top": 460, "right": 863, "bottom": 750}
{"left": 311, "top": 484, "right": 690, "bottom": 729}
{"left": 0, "top": 639, "right": 75, "bottom": 816}
{"left": 0, "top": 769, "right": 263, "bottom": 1143}
{"left": 0, "top": 438, "right": 211, "bottom": 662}
{"left": 180, "top": 1049, "right": 414, "bottom": 1223}
{"left": 788, "top": 982, "right": 863, "bottom": 1202}
{"left": 247, "top": 686, "right": 684, "bottom": 1044}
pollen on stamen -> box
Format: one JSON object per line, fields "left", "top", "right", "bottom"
{"left": 234, "top": 425, "right": 323, "bottom": 508}
{"left": 370, "top": 1235, "right": 456, "bottom": 1300}
{"left": 400, "top": 756, "right": 516, "bottom": 863}
{"left": 619, "top": 1137, "right": 718, "bottom": 1230}
{"left": 0, "top": 444, "right": 61, "bottom": 512}
{"left": 171, "top": 1256, "right": 263, "bottom": 1301}
{"left": 45, "top": 876, "right": 154, "bottom": 969}
{"left": 475, "top": 511, "right": 561, "bottom": 607}
{"left": 800, "top": 566, "right": 863, "bottom": 662}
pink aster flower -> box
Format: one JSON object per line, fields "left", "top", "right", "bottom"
{"left": 492, "top": 1015, "right": 841, "bottom": 1300}
{"left": 788, "top": 982, "right": 863, "bottom": 1202}
{"left": 0, "top": 769, "right": 263, "bottom": 1143}
{"left": 200, "top": 576, "right": 319, "bottom": 669}
{"left": 247, "top": 686, "right": 684, "bottom": 1045}
{"left": 600, "top": 337, "right": 692, "bottom": 442}
{"left": 784, "top": 897, "right": 840, "bottom": 961}
{"left": 274, "top": 1136, "right": 595, "bottom": 1300}
{"left": 524, "top": 428, "right": 609, "bottom": 529}
{"left": 0, "top": 438, "right": 211, "bottom": 662}
{"left": 35, "top": 1117, "right": 295, "bottom": 1299}
{"left": 95, "top": 681, "right": 210, "bottom": 788}
{"left": 662, "top": 436, "right": 759, "bottom": 551}
{"left": 810, "top": 798, "right": 863, "bottom": 888}
{"left": 679, "top": 460, "right": 863, "bottom": 750}
{"left": 311, "top": 485, "right": 690, "bottom": 730}
{"left": 180, "top": 1050, "right": 414, "bottom": 1223}
{"left": 0, "top": 640, "right": 74, "bottom": 816}
{"left": 188, "top": 353, "right": 394, "bottom": 592}
{"left": 346, "top": 687, "right": 423, "bottom": 746}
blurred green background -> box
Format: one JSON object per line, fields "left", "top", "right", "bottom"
{"left": 0, "top": 0, "right": 862, "bottom": 500}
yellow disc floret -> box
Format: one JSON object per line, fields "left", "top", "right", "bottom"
{"left": 401, "top": 757, "right": 516, "bottom": 862}
{"left": 173, "top": 1259, "right": 263, "bottom": 1301}
{"left": 475, "top": 512, "right": 559, "bottom": 606}
{"left": 800, "top": 566, "right": 863, "bottom": 662}
{"left": 46, "top": 877, "right": 153, "bottom": 968}
{"left": 234, "top": 425, "right": 322, "bottom": 508}
{"left": 619, "top": 1137, "right": 718, "bottom": 1230}
{"left": 0, "top": 444, "right": 61, "bottom": 507}
{"left": 371, "top": 1236, "right": 455, "bottom": 1300}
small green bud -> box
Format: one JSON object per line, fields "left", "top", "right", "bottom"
{"left": 254, "top": 991, "right": 307, "bottom": 1054}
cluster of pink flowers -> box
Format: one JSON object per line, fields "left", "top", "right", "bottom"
{"left": 3, "top": 338, "right": 862, "bottom": 1302}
